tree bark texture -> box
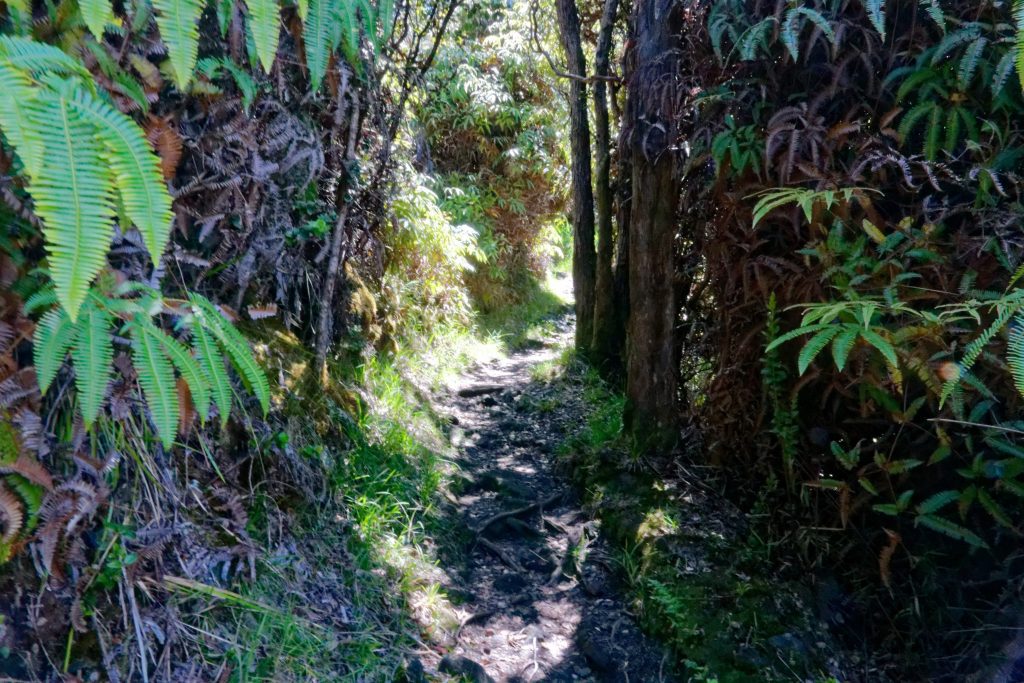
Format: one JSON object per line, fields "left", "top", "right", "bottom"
{"left": 555, "top": 0, "right": 596, "bottom": 356}
{"left": 624, "top": 0, "right": 680, "bottom": 447}
{"left": 589, "top": 0, "right": 621, "bottom": 374}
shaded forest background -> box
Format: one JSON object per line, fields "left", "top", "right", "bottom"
{"left": 1, "top": 0, "right": 1024, "bottom": 680}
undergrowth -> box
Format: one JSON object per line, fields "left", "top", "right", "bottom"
{"left": 549, "top": 357, "right": 845, "bottom": 683}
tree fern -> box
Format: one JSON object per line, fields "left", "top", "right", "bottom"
{"left": 79, "top": 0, "right": 115, "bottom": 39}
{"left": 131, "top": 317, "right": 179, "bottom": 447}
{"left": 247, "top": 0, "right": 281, "bottom": 73}
{"left": 69, "top": 296, "right": 114, "bottom": 426}
{"left": 27, "top": 82, "right": 117, "bottom": 320}
{"left": 151, "top": 0, "right": 204, "bottom": 89}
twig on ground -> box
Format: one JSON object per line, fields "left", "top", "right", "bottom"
{"left": 474, "top": 492, "right": 563, "bottom": 536}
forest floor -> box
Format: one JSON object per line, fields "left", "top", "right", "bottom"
{"left": 402, "top": 298, "right": 862, "bottom": 682}
{"left": 422, "top": 314, "right": 675, "bottom": 682}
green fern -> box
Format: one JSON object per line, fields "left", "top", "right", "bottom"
{"left": 28, "top": 83, "right": 116, "bottom": 321}
{"left": 246, "top": 0, "right": 281, "bottom": 73}
{"left": 145, "top": 322, "right": 212, "bottom": 422}
{"left": 304, "top": 0, "right": 337, "bottom": 91}
{"left": 0, "top": 63, "right": 44, "bottom": 179}
{"left": 33, "top": 308, "right": 75, "bottom": 393}
{"left": 70, "top": 296, "right": 114, "bottom": 425}
{"left": 1008, "top": 314, "right": 1024, "bottom": 399}
{"left": 131, "top": 317, "right": 180, "bottom": 447}
{"left": 67, "top": 86, "right": 173, "bottom": 268}
{"left": 1015, "top": 0, "right": 1024, "bottom": 90}
{"left": 191, "top": 324, "right": 233, "bottom": 426}
{"left": 152, "top": 0, "right": 204, "bottom": 89}
{"left": 79, "top": 0, "right": 115, "bottom": 39}
{"left": 189, "top": 293, "right": 270, "bottom": 414}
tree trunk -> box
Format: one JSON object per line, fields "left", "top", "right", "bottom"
{"left": 624, "top": 0, "right": 680, "bottom": 448}
{"left": 589, "top": 0, "right": 621, "bottom": 374}
{"left": 611, "top": 47, "right": 633, "bottom": 381}
{"left": 555, "top": 0, "right": 596, "bottom": 356}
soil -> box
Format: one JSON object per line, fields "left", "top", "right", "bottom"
{"left": 426, "top": 316, "right": 674, "bottom": 682}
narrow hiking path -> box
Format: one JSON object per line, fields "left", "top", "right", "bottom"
{"left": 429, "top": 315, "right": 673, "bottom": 682}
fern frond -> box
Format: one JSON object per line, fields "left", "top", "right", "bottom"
{"left": 33, "top": 308, "right": 76, "bottom": 394}
{"left": 130, "top": 318, "right": 179, "bottom": 447}
{"left": 1008, "top": 314, "right": 1024, "bottom": 399}
{"left": 67, "top": 86, "right": 173, "bottom": 267}
{"left": 1015, "top": 1, "right": 1024, "bottom": 91}
{"left": 0, "top": 63, "right": 44, "bottom": 179}
{"left": 28, "top": 83, "right": 116, "bottom": 320}
{"left": 919, "top": 0, "right": 945, "bottom": 31}
{"left": 80, "top": 0, "right": 115, "bottom": 39}
{"left": 916, "top": 513, "right": 988, "bottom": 548}
{"left": 0, "top": 483, "right": 24, "bottom": 545}
{"left": 993, "top": 49, "right": 1016, "bottom": 97}
{"left": 831, "top": 325, "right": 859, "bottom": 371}
{"left": 70, "top": 297, "right": 113, "bottom": 426}
{"left": 145, "top": 322, "right": 211, "bottom": 423}
{"left": 246, "top": 0, "right": 281, "bottom": 73}
{"left": 930, "top": 25, "right": 982, "bottom": 66}
{"left": 152, "top": 0, "right": 203, "bottom": 89}
{"left": 957, "top": 37, "right": 986, "bottom": 90}
{"left": 867, "top": 0, "right": 885, "bottom": 40}
{"left": 0, "top": 37, "right": 92, "bottom": 80}
{"left": 189, "top": 294, "right": 270, "bottom": 414}
{"left": 191, "top": 324, "right": 232, "bottom": 426}
{"left": 304, "top": 0, "right": 338, "bottom": 91}
{"left": 798, "top": 326, "right": 842, "bottom": 375}
{"left": 942, "top": 304, "right": 1019, "bottom": 404}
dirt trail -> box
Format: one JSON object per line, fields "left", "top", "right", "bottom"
{"left": 432, "top": 316, "right": 672, "bottom": 682}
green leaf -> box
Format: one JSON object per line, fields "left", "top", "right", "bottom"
{"left": 66, "top": 86, "right": 173, "bottom": 268}
{"left": 144, "top": 322, "right": 212, "bottom": 423}
{"left": 28, "top": 84, "right": 116, "bottom": 321}
{"left": 765, "top": 323, "right": 831, "bottom": 353}
{"left": 70, "top": 296, "right": 114, "bottom": 426}
{"left": 304, "top": 0, "right": 338, "bottom": 91}
{"left": 33, "top": 307, "right": 76, "bottom": 393}
{"left": 190, "top": 294, "right": 270, "bottom": 414}
{"left": 152, "top": 0, "right": 204, "bottom": 89}
{"left": 0, "top": 62, "right": 44, "bottom": 179}
{"left": 916, "top": 514, "right": 988, "bottom": 548}
{"left": 798, "top": 326, "right": 842, "bottom": 374}
{"left": 916, "top": 490, "right": 958, "bottom": 515}
{"left": 192, "top": 324, "right": 232, "bottom": 426}
{"left": 859, "top": 328, "right": 899, "bottom": 368}
{"left": 247, "top": 0, "right": 281, "bottom": 73}
{"left": 131, "top": 318, "right": 179, "bottom": 447}
{"left": 831, "top": 325, "right": 859, "bottom": 371}
{"left": 978, "top": 488, "right": 1016, "bottom": 531}
{"left": 80, "top": 0, "right": 115, "bottom": 39}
